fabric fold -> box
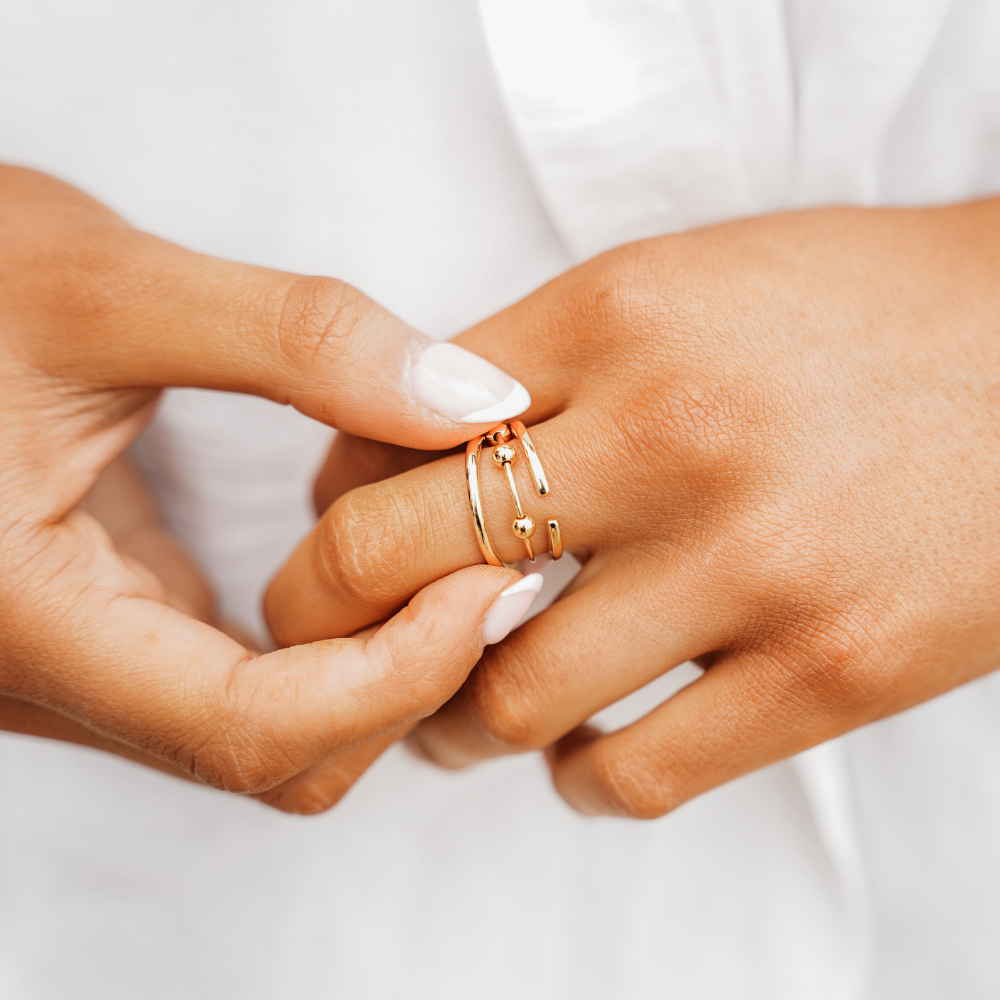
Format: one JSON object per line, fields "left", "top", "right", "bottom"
{"left": 477, "top": 0, "right": 793, "bottom": 259}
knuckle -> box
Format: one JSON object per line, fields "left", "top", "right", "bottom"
{"left": 258, "top": 777, "right": 350, "bottom": 816}
{"left": 466, "top": 663, "right": 548, "bottom": 752}
{"left": 555, "top": 271, "right": 625, "bottom": 363}
{"left": 522, "top": 255, "right": 645, "bottom": 373}
{"left": 276, "top": 275, "right": 375, "bottom": 375}
{"left": 599, "top": 370, "right": 781, "bottom": 534}
{"left": 589, "top": 742, "right": 676, "bottom": 820}
{"left": 205, "top": 758, "right": 287, "bottom": 796}
{"left": 315, "top": 488, "right": 420, "bottom": 607}
{"left": 617, "top": 374, "right": 771, "bottom": 475}
{"left": 189, "top": 752, "right": 267, "bottom": 796}
{"left": 766, "top": 610, "right": 893, "bottom": 717}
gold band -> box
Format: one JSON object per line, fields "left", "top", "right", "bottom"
{"left": 465, "top": 437, "right": 502, "bottom": 567}
{"left": 465, "top": 420, "right": 562, "bottom": 566}
{"left": 547, "top": 519, "right": 563, "bottom": 560}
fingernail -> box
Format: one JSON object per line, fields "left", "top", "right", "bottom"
{"left": 410, "top": 343, "right": 531, "bottom": 424}
{"left": 481, "top": 574, "right": 544, "bottom": 645}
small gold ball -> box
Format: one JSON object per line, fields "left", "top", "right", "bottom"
{"left": 513, "top": 516, "right": 536, "bottom": 539}
{"left": 492, "top": 443, "right": 517, "bottom": 466}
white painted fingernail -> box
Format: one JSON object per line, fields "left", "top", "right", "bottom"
{"left": 481, "top": 574, "right": 544, "bottom": 645}
{"left": 410, "top": 343, "right": 530, "bottom": 424}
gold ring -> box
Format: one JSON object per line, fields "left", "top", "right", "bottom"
{"left": 465, "top": 420, "right": 562, "bottom": 566}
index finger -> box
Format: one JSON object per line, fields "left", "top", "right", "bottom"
{"left": 1, "top": 166, "right": 530, "bottom": 450}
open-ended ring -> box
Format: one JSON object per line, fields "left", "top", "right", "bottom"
{"left": 465, "top": 419, "right": 563, "bottom": 567}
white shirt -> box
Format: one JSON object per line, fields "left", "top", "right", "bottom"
{"left": 1, "top": 2, "right": 999, "bottom": 997}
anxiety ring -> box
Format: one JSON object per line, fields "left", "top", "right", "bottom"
{"left": 465, "top": 419, "right": 563, "bottom": 567}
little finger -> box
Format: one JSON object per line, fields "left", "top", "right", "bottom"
{"left": 546, "top": 648, "right": 889, "bottom": 819}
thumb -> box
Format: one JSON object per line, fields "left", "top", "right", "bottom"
{"left": 4, "top": 535, "right": 540, "bottom": 799}
{"left": 6, "top": 167, "right": 529, "bottom": 448}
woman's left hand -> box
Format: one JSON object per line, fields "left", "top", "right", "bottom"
{"left": 0, "top": 165, "right": 529, "bottom": 814}
{"left": 268, "top": 201, "right": 1000, "bottom": 817}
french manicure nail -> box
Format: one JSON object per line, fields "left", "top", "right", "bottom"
{"left": 481, "top": 574, "right": 544, "bottom": 645}
{"left": 410, "top": 342, "right": 531, "bottom": 424}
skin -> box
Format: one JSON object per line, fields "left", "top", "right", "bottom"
{"left": 268, "top": 199, "right": 1000, "bottom": 818}
{"left": 0, "top": 165, "right": 522, "bottom": 814}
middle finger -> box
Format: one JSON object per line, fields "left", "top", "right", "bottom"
{"left": 408, "top": 552, "right": 724, "bottom": 768}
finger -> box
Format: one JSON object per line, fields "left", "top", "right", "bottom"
{"left": 313, "top": 432, "right": 457, "bottom": 516}
{"left": 2, "top": 166, "right": 529, "bottom": 449}
{"left": 253, "top": 724, "right": 414, "bottom": 815}
{"left": 266, "top": 412, "right": 599, "bottom": 646}
{"left": 409, "top": 557, "right": 724, "bottom": 768}
{"left": 546, "top": 647, "right": 887, "bottom": 819}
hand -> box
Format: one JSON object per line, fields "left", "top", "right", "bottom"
{"left": 0, "top": 165, "right": 533, "bottom": 813}
{"left": 269, "top": 200, "right": 1000, "bottom": 817}
{"left": 0, "top": 454, "right": 247, "bottom": 780}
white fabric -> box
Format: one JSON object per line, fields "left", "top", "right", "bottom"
{"left": 478, "top": 0, "right": 794, "bottom": 257}
{"left": 1, "top": 1, "right": 999, "bottom": 997}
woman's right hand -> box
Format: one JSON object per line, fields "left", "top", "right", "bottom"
{"left": 270, "top": 200, "right": 1000, "bottom": 818}
{"left": 0, "top": 165, "right": 533, "bottom": 813}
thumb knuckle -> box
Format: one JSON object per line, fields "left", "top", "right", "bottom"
{"left": 276, "top": 276, "right": 375, "bottom": 376}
